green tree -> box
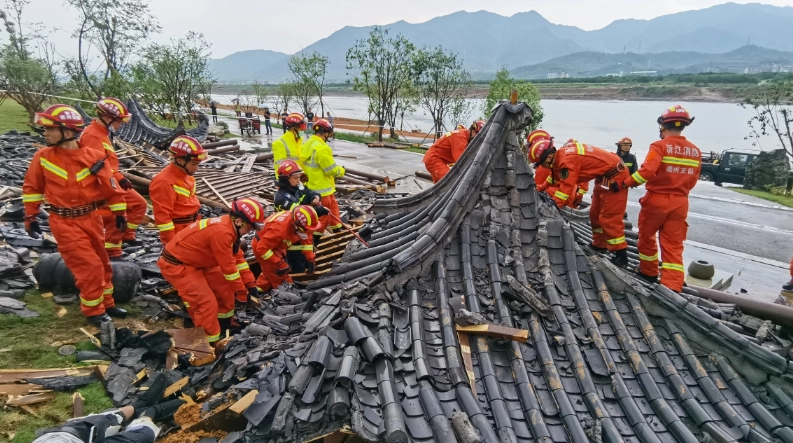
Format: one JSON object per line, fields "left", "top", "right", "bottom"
{"left": 273, "top": 82, "right": 295, "bottom": 116}
{"left": 288, "top": 51, "right": 328, "bottom": 116}
{"left": 740, "top": 79, "right": 793, "bottom": 158}
{"left": 0, "top": 0, "right": 58, "bottom": 120}
{"left": 484, "top": 67, "right": 544, "bottom": 131}
{"left": 66, "top": 0, "right": 159, "bottom": 99}
{"left": 413, "top": 46, "right": 472, "bottom": 138}
{"left": 346, "top": 27, "right": 416, "bottom": 141}
{"left": 130, "top": 32, "right": 213, "bottom": 124}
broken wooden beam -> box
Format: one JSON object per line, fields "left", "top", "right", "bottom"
{"left": 455, "top": 324, "right": 530, "bottom": 343}
{"left": 6, "top": 392, "right": 55, "bottom": 406}
{"left": 72, "top": 392, "right": 84, "bottom": 418}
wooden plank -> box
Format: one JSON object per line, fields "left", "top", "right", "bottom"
{"left": 229, "top": 389, "right": 258, "bottom": 415}
{"left": 0, "top": 384, "right": 46, "bottom": 396}
{"left": 0, "top": 367, "right": 96, "bottom": 384}
{"left": 201, "top": 177, "right": 231, "bottom": 209}
{"left": 457, "top": 332, "right": 476, "bottom": 396}
{"left": 455, "top": 324, "right": 529, "bottom": 343}
{"left": 240, "top": 154, "right": 257, "bottom": 173}
{"left": 163, "top": 376, "right": 189, "bottom": 398}
{"left": 7, "top": 392, "right": 55, "bottom": 406}
{"left": 72, "top": 392, "right": 84, "bottom": 418}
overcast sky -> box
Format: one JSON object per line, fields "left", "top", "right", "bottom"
{"left": 15, "top": 0, "right": 793, "bottom": 60}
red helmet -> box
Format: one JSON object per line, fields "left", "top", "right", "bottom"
{"left": 313, "top": 118, "right": 333, "bottom": 134}
{"left": 168, "top": 135, "right": 207, "bottom": 161}
{"left": 96, "top": 98, "right": 132, "bottom": 122}
{"left": 528, "top": 140, "right": 554, "bottom": 164}
{"left": 527, "top": 129, "right": 552, "bottom": 146}
{"left": 470, "top": 120, "right": 485, "bottom": 132}
{"left": 232, "top": 198, "right": 266, "bottom": 228}
{"left": 616, "top": 137, "right": 632, "bottom": 146}
{"left": 34, "top": 105, "right": 85, "bottom": 132}
{"left": 292, "top": 205, "right": 320, "bottom": 232}
{"left": 658, "top": 105, "right": 694, "bottom": 127}
{"left": 277, "top": 159, "right": 303, "bottom": 177}
{"left": 284, "top": 113, "right": 306, "bottom": 130}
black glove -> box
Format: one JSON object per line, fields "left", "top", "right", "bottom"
{"left": 116, "top": 215, "right": 128, "bottom": 232}
{"left": 275, "top": 260, "right": 291, "bottom": 276}
{"left": 306, "top": 262, "right": 315, "bottom": 275}
{"left": 314, "top": 205, "right": 329, "bottom": 217}
{"left": 26, "top": 220, "right": 42, "bottom": 239}
{"left": 610, "top": 181, "right": 622, "bottom": 193}
{"left": 247, "top": 286, "right": 259, "bottom": 302}
{"left": 118, "top": 177, "right": 133, "bottom": 190}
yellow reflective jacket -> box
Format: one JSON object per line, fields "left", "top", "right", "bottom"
{"left": 300, "top": 135, "right": 345, "bottom": 197}
{"left": 272, "top": 130, "right": 302, "bottom": 177}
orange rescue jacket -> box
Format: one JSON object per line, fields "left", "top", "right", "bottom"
{"left": 23, "top": 142, "right": 127, "bottom": 219}
{"left": 625, "top": 135, "right": 701, "bottom": 196}
{"left": 150, "top": 163, "right": 201, "bottom": 243}
{"left": 551, "top": 141, "right": 623, "bottom": 207}
{"left": 162, "top": 215, "right": 255, "bottom": 292}
{"left": 80, "top": 120, "right": 125, "bottom": 182}
{"left": 423, "top": 129, "right": 470, "bottom": 164}
{"left": 253, "top": 211, "right": 315, "bottom": 265}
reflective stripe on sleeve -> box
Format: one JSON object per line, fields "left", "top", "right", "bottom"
{"left": 554, "top": 191, "right": 569, "bottom": 201}
{"left": 75, "top": 168, "right": 91, "bottom": 181}
{"left": 639, "top": 252, "right": 659, "bottom": 261}
{"left": 127, "top": 223, "right": 139, "bottom": 230}
{"left": 224, "top": 271, "right": 241, "bottom": 281}
{"left": 262, "top": 250, "right": 274, "bottom": 260}
{"left": 207, "top": 333, "right": 220, "bottom": 343}
{"left": 607, "top": 236, "right": 626, "bottom": 245}
{"left": 22, "top": 194, "right": 44, "bottom": 203}
{"left": 236, "top": 262, "right": 250, "bottom": 271}
{"left": 631, "top": 171, "right": 647, "bottom": 185}
{"left": 323, "top": 163, "right": 338, "bottom": 173}
{"left": 108, "top": 203, "right": 127, "bottom": 212}
{"left": 661, "top": 263, "right": 685, "bottom": 273}
{"left": 173, "top": 185, "right": 191, "bottom": 197}
{"left": 288, "top": 245, "right": 314, "bottom": 251}
{"left": 104, "top": 242, "right": 122, "bottom": 249}
{"left": 158, "top": 222, "right": 175, "bottom": 232}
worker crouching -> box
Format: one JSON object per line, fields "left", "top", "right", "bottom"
{"left": 23, "top": 105, "right": 129, "bottom": 325}
{"left": 157, "top": 198, "right": 265, "bottom": 344}
{"left": 253, "top": 205, "right": 320, "bottom": 293}
{"left": 300, "top": 118, "right": 344, "bottom": 246}
{"left": 80, "top": 98, "right": 148, "bottom": 259}
{"left": 423, "top": 120, "right": 484, "bottom": 183}
{"left": 529, "top": 138, "right": 631, "bottom": 267}
{"left": 150, "top": 136, "right": 206, "bottom": 245}
{"left": 274, "top": 160, "right": 329, "bottom": 272}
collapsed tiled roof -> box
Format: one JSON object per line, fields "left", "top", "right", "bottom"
{"left": 234, "top": 102, "right": 793, "bottom": 443}
{"left": 75, "top": 99, "right": 209, "bottom": 147}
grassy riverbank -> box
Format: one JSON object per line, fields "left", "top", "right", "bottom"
{"left": 729, "top": 188, "right": 793, "bottom": 208}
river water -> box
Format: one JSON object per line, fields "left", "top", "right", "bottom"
{"left": 212, "top": 94, "right": 779, "bottom": 157}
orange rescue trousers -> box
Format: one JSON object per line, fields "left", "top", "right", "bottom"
{"left": 157, "top": 261, "right": 235, "bottom": 343}
{"left": 315, "top": 194, "right": 342, "bottom": 239}
{"left": 102, "top": 189, "right": 147, "bottom": 257}
{"left": 424, "top": 155, "right": 451, "bottom": 183}
{"left": 637, "top": 192, "right": 689, "bottom": 292}
{"left": 51, "top": 213, "right": 116, "bottom": 316}
{"left": 589, "top": 173, "right": 630, "bottom": 252}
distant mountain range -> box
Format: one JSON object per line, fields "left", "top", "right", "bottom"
{"left": 208, "top": 3, "right": 793, "bottom": 83}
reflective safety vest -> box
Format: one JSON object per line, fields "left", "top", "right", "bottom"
{"left": 299, "top": 135, "right": 345, "bottom": 197}
{"left": 272, "top": 131, "right": 302, "bottom": 177}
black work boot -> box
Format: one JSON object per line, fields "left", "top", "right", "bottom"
{"left": 139, "top": 399, "right": 185, "bottom": 421}
{"left": 636, "top": 272, "right": 659, "bottom": 284}
{"left": 86, "top": 313, "right": 111, "bottom": 326}
{"left": 784, "top": 280, "right": 793, "bottom": 291}
{"left": 313, "top": 234, "right": 322, "bottom": 248}
{"left": 589, "top": 244, "right": 608, "bottom": 254}
{"left": 132, "top": 373, "right": 167, "bottom": 411}
{"left": 610, "top": 249, "right": 629, "bottom": 268}
{"left": 106, "top": 306, "right": 128, "bottom": 319}
{"left": 123, "top": 239, "right": 144, "bottom": 247}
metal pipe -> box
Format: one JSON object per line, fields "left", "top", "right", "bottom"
{"left": 204, "top": 145, "right": 240, "bottom": 155}
{"left": 201, "top": 139, "right": 238, "bottom": 149}
{"left": 682, "top": 286, "right": 793, "bottom": 328}
{"left": 121, "top": 172, "right": 230, "bottom": 212}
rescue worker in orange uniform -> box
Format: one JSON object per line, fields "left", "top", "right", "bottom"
{"left": 273, "top": 112, "right": 305, "bottom": 177}
{"left": 622, "top": 106, "right": 701, "bottom": 292}
{"left": 423, "top": 120, "right": 484, "bottom": 183}
{"left": 150, "top": 136, "right": 206, "bottom": 244}
{"left": 273, "top": 160, "right": 329, "bottom": 272}
{"left": 529, "top": 139, "right": 630, "bottom": 266}
{"left": 785, "top": 255, "right": 793, "bottom": 291}
{"left": 616, "top": 137, "right": 639, "bottom": 175}
{"left": 527, "top": 131, "right": 589, "bottom": 209}
{"left": 253, "top": 205, "right": 320, "bottom": 292}
{"left": 300, "top": 118, "right": 344, "bottom": 246}
{"left": 157, "top": 198, "right": 265, "bottom": 344}
{"left": 80, "top": 98, "right": 148, "bottom": 259}
{"left": 23, "top": 105, "right": 129, "bottom": 325}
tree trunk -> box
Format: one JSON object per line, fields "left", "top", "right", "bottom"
{"left": 378, "top": 119, "right": 384, "bottom": 142}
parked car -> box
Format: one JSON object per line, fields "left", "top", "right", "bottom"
{"left": 700, "top": 150, "right": 757, "bottom": 185}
